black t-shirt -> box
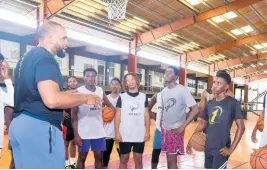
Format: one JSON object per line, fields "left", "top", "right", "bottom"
{"left": 116, "top": 92, "right": 148, "bottom": 108}
{"left": 201, "top": 96, "right": 243, "bottom": 151}
{"left": 13, "top": 47, "right": 64, "bottom": 129}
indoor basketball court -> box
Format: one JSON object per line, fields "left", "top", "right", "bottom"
{"left": 0, "top": 113, "right": 263, "bottom": 169}
{"left": 0, "top": 0, "right": 267, "bottom": 169}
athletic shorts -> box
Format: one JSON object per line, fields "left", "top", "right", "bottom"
{"left": 205, "top": 150, "right": 229, "bottom": 169}
{"left": 62, "top": 125, "right": 74, "bottom": 142}
{"left": 119, "top": 142, "right": 145, "bottom": 154}
{"left": 78, "top": 138, "right": 106, "bottom": 152}
{"left": 115, "top": 140, "right": 119, "bottom": 149}
{"left": 153, "top": 129, "right": 162, "bottom": 149}
{"left": 9, "top": 112, "right": 64, "bottom": 168}
{"left": 161, "top": 128, "right": 184, "bottom": 155}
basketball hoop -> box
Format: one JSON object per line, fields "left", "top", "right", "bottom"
{"left": 103, "top": 0, "right": 128, "bottom": 20}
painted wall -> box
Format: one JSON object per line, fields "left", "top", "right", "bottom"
{"left": 114, "top": 63, "right": 121, "bottom": 79}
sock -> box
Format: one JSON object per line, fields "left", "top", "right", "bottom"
{"left": 65, "top": 160, "right": 70, "bottom": 166}
{"left": 70, "top": 157, "right": 76, "bottom": 165}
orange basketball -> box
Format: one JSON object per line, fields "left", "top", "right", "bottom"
{"left": 257, "top": 117, "right": 264, "bottom": 132}
{"left": 250, "top": 146, "right": 267, "bottom": 169}
{"left": 191, "top": 132, "right": 206, "bottom": 152}
{"left": 102, "top": 107, "right": 115, "bottom": 123}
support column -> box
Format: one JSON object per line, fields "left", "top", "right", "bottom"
{"left": 229, "top": 81, "right": 234, "bottom": 93}
{"left": 105, "top": 62, "right": 110, "bottom": 86}
{"left": 36, "top": 2, "right": 47, "bottom": 45}
{"left": 179, "top": 55, "right": 186, "bottom": 86}
{"left": 36, "top": 6, "right": 41, "bottom": 45}
{"left": 68, "top": 51, "right": 74, "bottom": 76}
{"left": 19, "top": 43, "right": 26, "bottom": 58}
{"left": 179, "top": 67, "right": 186, "bottom": 86}
{"left": 244, "top": 79, "right": 249, "bottom": 104}
{"left": 144, "top": 69, "right": 150, "bottom": 91}
{"left": 208, "top": 64, "right": 215, "bottom": 89}
{"left": 128, "top": 40, "right": 137, "bottom": 73}
{"left": 208, "top": 75, "right": 213, "bottom": 89}
{"left": 120, "top": 64, "right": 125, "bottom": 80}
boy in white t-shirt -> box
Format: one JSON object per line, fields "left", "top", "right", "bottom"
{"left": 115, "top": 73, "right": 150, "bottom": 169}
{"left": 72, "top": 68, "right": 115, "bottom": 169}
{"left": 103, "top": 78, "right": 121, "bottom": 168}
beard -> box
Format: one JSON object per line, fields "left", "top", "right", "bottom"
{"left": 55, "top": 44, "right": 66, "bottom": 58}
{"left": 69, "top": 86, "right": 77, "bottom": 90}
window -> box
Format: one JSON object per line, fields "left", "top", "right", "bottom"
{"left": 154, "top": 72, "right": 164, "bottom": 83}
{"left": 84, "top": 63, "right": 94, "bottom": 70}
{"left": 108, "top": 62, "right": 115, "bottom": 82}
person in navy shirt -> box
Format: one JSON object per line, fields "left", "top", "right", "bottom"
{"left": 9, "top": 21, "right": 102, "bottom": 169}
{"left": 186, "top": 70, "right": 245, "bottom": 169}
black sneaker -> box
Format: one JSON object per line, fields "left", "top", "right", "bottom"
{"left": 69, "top": 164, "right": 76, "bottom": 169}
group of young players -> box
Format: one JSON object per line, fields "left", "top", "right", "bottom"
{"left": 0, "top": 45, "right": 265, "bottom": 169}
{"left": 59, "top": 65, "right": 249, "bottom": 169}
{"left": 0, "top": 21, "right": 266, "bottom": 170}
{"left": 0, "top": 54, "right": 266, "bottom": 169}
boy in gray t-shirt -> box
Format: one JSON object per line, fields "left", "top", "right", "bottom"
{"left": 161, "top": 66, "right": 199, "bottom": 169}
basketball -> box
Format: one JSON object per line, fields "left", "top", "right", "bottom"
{"left": 191, "top": 132, "right": 206, "bottom": 152}
{"left": 257, "top": 117, "right": 264, "bottom": 132}
{"left": 102, "top": 107, "right": 115, "bottom": 123}
{"left": 250, "top": 146, "right": 267, "bottom": 169}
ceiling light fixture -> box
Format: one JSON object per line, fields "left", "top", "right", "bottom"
{"left": 241, "top": 25, "right": 254, "bottom": 33}
{"left": 127, "top": 19, "right": 143, "bottom": 27}
{"left": 223, "top": 12, "right": 237, "bottom": 19}
{"left": 211, "top": 16, "right": 224, "bottom": 23}
{"left": 231, "top": 29, "right": 242, "bottom": 35}
{"left": 254, "top": 44, "right": 264, "bottom": 49}
{"left": 133, "top": 16, "right": 149, "bottom": 24}
{"left": 186, "top": 0, "right": 200, "bottom": 5}
{"left": 190, "top": 42, "right": 199, "bottom": 46}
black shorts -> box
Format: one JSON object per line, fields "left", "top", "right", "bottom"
{"left": 119, "top": 142, "right": 145, "bottom": 154}
{"left": 205, "top": 150, "right": 229, "bottom": 169}
{"left": 62, "top": 125, "right": 74, "bottom": 142}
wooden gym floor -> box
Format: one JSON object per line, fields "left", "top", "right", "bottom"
{"left": 0, "top": 113, "right": 260, "bottom": 169}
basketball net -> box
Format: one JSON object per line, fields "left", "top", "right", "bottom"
{"left": 103, "top": 0, "right": 128, "bottom": 21}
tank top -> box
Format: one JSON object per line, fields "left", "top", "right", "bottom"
{"left": 119, "top": 92, "right": 146, "bottom": 142}
{"left": 104, "top": 94, "right": 119, "bottom": 138}
{"left": 77, "top": 86, "right": 105, "bottom": 139}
